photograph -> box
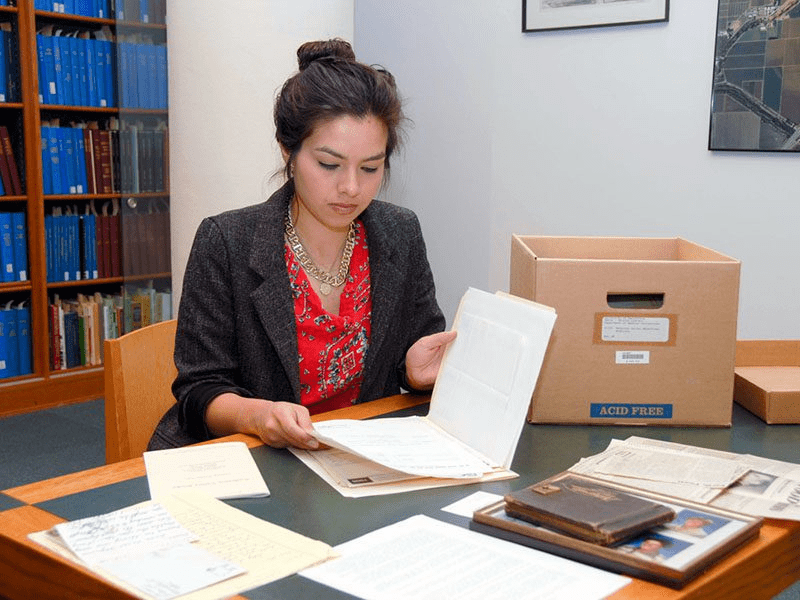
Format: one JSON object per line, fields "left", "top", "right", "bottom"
{"left": 522, "top": 0, "right": 669, "bottom": 32}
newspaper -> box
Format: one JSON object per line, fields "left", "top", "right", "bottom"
{"left": 569, "top": 436, "right": 800, "bottom": 521}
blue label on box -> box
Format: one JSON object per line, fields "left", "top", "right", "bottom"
{"left": 590, "top": 403, "right": 673, "bottom": 419}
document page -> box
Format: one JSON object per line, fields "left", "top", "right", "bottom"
{"left": 30, "top": 491, "right": 338, "bottom": 600}
{"left": 307, "top": 287, "right": 556, "bottom": 485}
{"left": 301, "top": 515, "right": 630, "bottom": 600}
{"left": 144, "top": 441, "right": 270, "bottom": 500}
{"left": 570, "top": 436, "right": 800, "bottom": 520}
{"left": 312, "top": 416, "right": 496, "bottom": 479}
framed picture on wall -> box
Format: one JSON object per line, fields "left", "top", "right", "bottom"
{"left": 522, "top": 0, "right": 669, "bottom": 33}
{"left": 708, "top": 0, "right": 800, "bottom": 152}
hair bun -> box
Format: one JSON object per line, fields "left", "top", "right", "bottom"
{"left": 297, "top": 39, "right": 356, "bottom": 71}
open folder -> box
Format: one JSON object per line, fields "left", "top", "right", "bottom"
{"left": 293, "top": 287, "right": 557, "bottom": 496}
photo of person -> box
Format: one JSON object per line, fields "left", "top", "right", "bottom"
{"left": 619, "top": 532, "right": 690, "bottom": 563}
{"left": 730, "top": 471, "right": 776, "bottom": 495}
{"left": 663, "top": 510, "right": 728, "bottom": 538}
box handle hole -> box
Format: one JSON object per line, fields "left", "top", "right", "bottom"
{"left": 607, "top": 293, "right": 664, "bottom": 309}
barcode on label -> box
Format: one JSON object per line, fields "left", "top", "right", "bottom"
{"left": 616, "top": 350, "right": 650, "bottom": 364}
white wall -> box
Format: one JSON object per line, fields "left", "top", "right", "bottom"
{"left": 167, "top": 0, "right": 354, "bottom": 301}
{"left": 355, "top": 0, "right": 800, "bottom": 339}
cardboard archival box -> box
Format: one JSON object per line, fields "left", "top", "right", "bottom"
{"left": 509, "top": 236, "right": 740, "bottom": 425}
{"left": 734, "top": 340, "right": 800, "bottom": 424}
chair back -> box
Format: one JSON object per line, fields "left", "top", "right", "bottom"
{"left": 104, "top": 319, "right": 178, "bottom": 463}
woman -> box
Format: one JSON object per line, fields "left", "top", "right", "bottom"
{"left": 149, "top": 39, "right": 453, "bottom": 451}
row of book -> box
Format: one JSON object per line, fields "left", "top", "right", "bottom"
{"left": 0, "top": 125, "right": 23, "bottom": 196}
{"left": 41, "top": 121, "right": 168, "bottom": 196}
{"left": 0, "top": 301, "right": 32, "bottom": 380}
{"left": 49, "top": 285, "right": 172, "bottom": 370}
{"left": 45, "top": 202, "right": 169, "bottom": 282}
{"left": 0, "top": 23, "right": 21, "bottom": 103}
{"left": 0, "top": 211, "right": 27, "bottom": 283}
{"left": 35, "top": 0, "right": 166, "bottom": 24}
{"left": 37, "top": 28, "right": 167, "bottom": 109}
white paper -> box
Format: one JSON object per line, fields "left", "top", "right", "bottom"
{"left": 312, "top": 417, "right": 495, "bottom": 479}
{"left": 306, "top": 288, "right": 556, "bottom": 493}
{"left": 441, "top": 491, "right": 503, "bottom": 518}
{"left": 31, "top": 491, "right": 338, "bottom": 600}
{"left": 301, "top": 515, "right": 629, "bottom": 600}
{"left": 144, "top": 441, "right": 270, "bottom": 500}
{"left": 570, "top": 436, "right": 800, "bottom": 521}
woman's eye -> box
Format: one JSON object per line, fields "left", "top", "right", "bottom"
{"left": 362, "top": 166, "right": 379, "bottom": 174}
{"left": 319, "top": 162, "right": 338, "bottom": 170}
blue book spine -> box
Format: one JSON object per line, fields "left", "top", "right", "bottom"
{"left": 0, "top": 212, "right": 13, "bottom": 282}
{"left": 40, "top": 35, "right": 57, "bottom": 104}
{"left": 76, "top": 0, "right": 92, "bottom": 16}
{"left": 52, "top": 34, "right": 63, "bottom": 105}
{"left": 126, "top": 42, "right": 138, "bottom": 108}
{"left": 58, "top": 214, "right": 68, "bottom": 281}
{"left": 104, "top": 40, "right": 115, "bottom": 107}
{"left": 44, "top": 214, "right": 54, "bottom": 281}
{"left": 36, "top": 35, "right": 47, "bottom": 103}
{"left": 16, "top": 305, "right": 31, "bottom": 376}
{"left": 58, "top": 35, "right": 74, "bottom": 106}
{"left": 93, "top": 39, "right": 107, "bottom": 107}
{"left": 0, "top": 30, "right": 8, "bottom": 103}
{"left": 41, "top": 126, "right": 52, "bottom": 195}
{"left": 136, "top": 44, "right": 149, "bottom": 109}
{"left": 88, "top": 213, "right": 97, "bottom": 278}
{"left": 156, "top": 45, "right": 167, "bottom": 109}
{"left": 2, "top": 306, "right": 18, "bottom": 377}
{"left": 71, "top": 214, "right": 80, "bottom": 280}
{"left": 0, "top": 167, "right": 4, "bottom": 195}
{"left": 69, "top": 36, "right": 81, "bottom": 107}
{"left": 0, "top": 307, "right": 10, "bottom": 379}
{"left": 48, "top": 127, "right": 62, "bottom": 195}
{"left": 77, "top": 37, "right": 88, "bottom": 107}
{"left": 84, "top": 37, "right": 97, "bottom": 107}
{"left": 12, "top": 212, "right": 27, "bottom": 281}
{"left": 54, "top": 127, "right": 70, "bottom": 195}
{"left": 61, "top": 126, "right": 77, "bottom": 194}
{"left": 14, "top": 305, "right": 33, "bottom": 375}
{"left": 74, "top": 128, "right": 88, "bottom": 195}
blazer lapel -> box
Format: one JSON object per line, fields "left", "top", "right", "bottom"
{"left": 248, "top": 186, "right": 301, "bottom": 401}
{"left": 361, "top": 205, "right": 403, "bottom": 387}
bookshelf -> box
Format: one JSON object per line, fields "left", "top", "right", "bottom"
{"left": 0, "top": 0, "right": 170, "bottom": 417}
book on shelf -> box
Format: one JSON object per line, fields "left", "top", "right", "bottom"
{"left": 0, "top": 211, "right": 13, "bottom": 283}
{"left": 11, "top": 211, "right": 27, "bottom": 281}
{"left": 0, "top": 300, "right": 18, "bottom": 379}
{"left": 0, "top": 125, "right": 23, "bottom": 196}
{"left": 0, "top": 23, "right": 21, "bottom": 104}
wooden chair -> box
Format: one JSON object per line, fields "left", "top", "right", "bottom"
{"left": 104, "top": 319, "right": 178, "bottom": 463}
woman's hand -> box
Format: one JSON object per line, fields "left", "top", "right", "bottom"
{"left": 404, "top": 330, "right": 457, "bottom": 391}
{"left": 206, "top": 393, "right": 320, "bottom": 450}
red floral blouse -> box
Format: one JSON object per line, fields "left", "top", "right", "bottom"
{"left": 285, "top": 221, "right": 371, "bottom": 415}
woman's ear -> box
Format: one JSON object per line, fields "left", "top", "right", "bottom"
{"left": 279, "top": 144, "right": 290, "bottom": 164}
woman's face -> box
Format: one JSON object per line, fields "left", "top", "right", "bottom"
{"left": 289, "top": 114, "right": 388, "bottom": 235}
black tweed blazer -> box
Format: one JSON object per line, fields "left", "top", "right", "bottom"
{"left": 150, "top": 182, "right": 445, "bottom": 447}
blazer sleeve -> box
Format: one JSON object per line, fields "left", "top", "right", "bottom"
{"left": 172, "top": 217, "right": 254, "bottom": 440}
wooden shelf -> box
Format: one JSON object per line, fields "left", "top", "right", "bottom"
{"left": 0, "top": 1, "right": 170, "bottom": 417}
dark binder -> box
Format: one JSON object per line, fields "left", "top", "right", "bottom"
{"left": 505, "top": 473, "right": 675, "bottom": 545}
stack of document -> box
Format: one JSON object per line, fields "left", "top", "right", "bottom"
{"left": 294, "top": 287, "right": 557, "bottom": 497}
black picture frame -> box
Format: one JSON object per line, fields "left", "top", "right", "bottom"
{"left": 522, "top": 0, "right": 669, "bottom": 33}
{"left": 708, "top": 0, "right": 800, "bottom": 152}
{"left": 472, "top": 473, "right": 762, "bottom": 589}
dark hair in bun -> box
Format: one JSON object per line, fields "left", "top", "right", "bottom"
{"left": 275, "top": 38, "right": 404, "bottom": 181}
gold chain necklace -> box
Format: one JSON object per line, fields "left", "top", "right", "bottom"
{"left": 285, "top": 207, "right": 356, "bottom": 296}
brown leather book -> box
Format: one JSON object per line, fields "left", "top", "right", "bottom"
{"left": 97, "top": 130, "right": 114, "bottom": 194}
{"left": 505, "top": 474, "right": 675, "bottom": 545}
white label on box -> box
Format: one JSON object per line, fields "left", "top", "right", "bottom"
{"left": 616, "top": 350, "right": 650, "bottom": 364}
{"left": 602, "top": 316, "right": 669, "bottom": 343}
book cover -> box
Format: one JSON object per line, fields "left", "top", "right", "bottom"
{"left": 0, "top": 211, "right": 14, "bottom": 282}
{"left": 0, "top": 305, "right": 11, "bottom": 379}
{"left": 0, "top": 132, "right": 13, "bottom": 195}
{"left": 12, "top": 211, "right": 27, "bottom": 281}
{"left": 504, "top": 473, "right": 676, "bottom": 545}
{"left": 16, "top": 303, "right": 31, "bottom": 376}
